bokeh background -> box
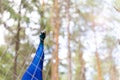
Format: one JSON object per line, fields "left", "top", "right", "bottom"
{"left": 0, "top": 0, "right": 120, "bottom": 80}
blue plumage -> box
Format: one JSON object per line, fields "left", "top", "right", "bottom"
{"left": 22, "top": 32, "right": 46, "bottom": 80}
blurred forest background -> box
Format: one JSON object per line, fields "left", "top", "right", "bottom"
{"left": 0, "top": 0, "right": 120, "bottom": 80}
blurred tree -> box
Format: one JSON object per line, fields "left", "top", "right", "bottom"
{"left": 65, "top": 0, "right": 72, "bottom": 80}
{"left": 13, "top": 1, "right": 22, "bottom": 79}
{"left": 73, "top": 27, "right": 86, "bottom": 80}
{"left": 0, "top": 0, "right": 120, "bottom": 80}
{"left": 114, "top": 0, "right": 120, "bottom": 12}
{"left": 0, "top": 0, "right": 34, "bottom": 80}
{"left": 0, "top": 46, "right": 13, "bottom": 80}
{"left": 104, "top": 35, "right": 118, "bottom": 80}
{"left": 51, "top": 0, "right": 60, "bottom": 80}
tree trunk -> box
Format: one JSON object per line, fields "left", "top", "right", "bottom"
{"left": 78, "top": 24, "right": 86, "bottom": 80}
{"left": 93, "top": 24, "right": 103, "bottom": 80}
{"left": 51, "top": 0, "right": 60, "bottom": 80}
{"left": 0, "top": 0, "right": 3, "bottom": 13}
{"left": 0, "top": 0, "right": 2, "bottom": 12}
{"left": 109, "top": 50, "right": 117, "bottom": 80}
{"left": 13, "top": 2, "right": 21, "bottom": 80}
{"left": 66, "top": 0, "right": 72, "bottom": 80}
{"left": 67, "top": 26, "right": 72, "bottom": 80}
{"left": 79, "top": 52, "right": 86, "bottom": 80}
{"left": 95, "top": 52, "right": 103, "bottom": 80}
{"left": 40, "top": 0, "right": 45, "bottom": 32}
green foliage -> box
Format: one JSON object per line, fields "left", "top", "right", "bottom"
{"left": 104, "top": 35, "right": 116, "bottom": 49}
{"left": 0, "top": 0, "right": 9, "bottom": 13}
{"left": 114, "top": 0, "right": 120, "bottom": 11}
{"left": 0, "top": 46, "right": 13, "bottom": 80}
{"left": 22, "top": 0, "right": 33, "bottom": 12}
{"left": 22, "top": 16, "right": 30, "bottom": 23}
{"left": 1, "top": 0, "right": 20, "bottom": 20}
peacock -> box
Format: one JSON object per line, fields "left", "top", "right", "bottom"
{"left": 22, "top": 31, "right": 46, "bottom": 80}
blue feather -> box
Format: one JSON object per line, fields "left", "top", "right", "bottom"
{"left": 22, "top": 43, "right": 44, "bottom": 80}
